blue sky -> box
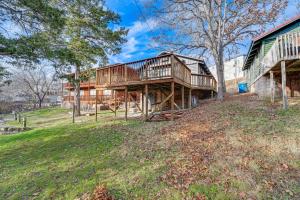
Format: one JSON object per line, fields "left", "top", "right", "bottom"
{"left": 106, "top": 0, "right": 300, "bottom": 65}
{"left": 106, "top": 0, "right": 161, "bottom": 63}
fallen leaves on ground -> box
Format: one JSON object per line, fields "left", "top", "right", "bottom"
{"left": 159, "top": 94, "right": 300, "bottom": 199}
{"left": 91, "top": 185, "right": 114, "bottom": 200}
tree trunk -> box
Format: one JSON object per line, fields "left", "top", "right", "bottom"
{"left": 213, "top": 49, "right": 226, "bottom": 100}
{"left": 74, "top": 65, "right": 81, "bottom": 116}
{"left": 38, "top": 100, "right": 42, "bottom": 108}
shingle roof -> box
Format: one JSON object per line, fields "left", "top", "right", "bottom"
{"left": 253, "top": 14, "right": 300, "bottom": 42}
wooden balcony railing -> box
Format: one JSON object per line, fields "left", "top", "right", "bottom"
{"left": 96, "top": 54, "right": 217, "bottom": 91}
{"left": 191, "top": 74, "right": 217, "bottom": 90}
{"left": 247, "top": 31, "right": 300, "bottom": 85}
{"left": 64, "top": 81, "right": 96, "bottom": 88}
{"left": 96, "top": 54, "right": 191, "bottom": 86}
{"left": 63, "top": 95, "right": 111, "bottom": 103}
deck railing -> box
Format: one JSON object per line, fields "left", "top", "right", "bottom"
{"left": 63, "top": 95, "right": 111, "bottom": 103}
{"left": 96, "top": 54, "right": 190, "bottom": 86}
{"left": 173, "top": 56, "right": 192, "bottom": 84}
{"left": 191, "top": 74, "right": 217, "bottom": 90}
{"left": 96, "top": 54, "right": 217, "bottom": 90}
{"left": 64, "top": 81, "right": 96, "bottom": 88}
{"left": 247, "top": 31, "right": 300, "bottom": 85}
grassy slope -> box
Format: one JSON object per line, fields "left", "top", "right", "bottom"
{"left": 213, "top": 98, "right": 300, "bottom": 199}
{"left": 1, "top": 97, "right": 299, "bottom": 199}
{"left": 162, "top": 96, "right": 300, "bottom": 199}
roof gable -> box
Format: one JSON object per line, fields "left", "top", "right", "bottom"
{"left": 243, "top": 15, "right": 300, "bottom": 70}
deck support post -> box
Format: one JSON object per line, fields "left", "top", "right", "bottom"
{"left": 68, "top": 89, "right": 71, "bottom": 104}
{"left": 270, "top": 71, "right": 275, "bottom": 104}
{"left": 88, "top": 79, "right": 91, "bottom": 108}
{"left": 181, "top": 86, "right": 184, "bottom": 109}
{"left": 95, "top": 90, "right": 98, "bottom": 122}
{"left": 109, "top": 68, "right": 111, "bottom": 84}
{"left": 171, "top": 82, "right": 175, "bottom": 121}
{"left": 281, "top": 61, "right": 288, "bottom": 109}
{"left": 188, "top": 88, "right": 192, "bottom": 109}
{"left": 171, "top": 54, "right": 175, "bottom": 78}
{"left": 125, "top": 87, "right": 128, "bottom": 121}
{"left": 125, "top": 66, "right": 128, "bottom": 82}
{"left": 141, "top": 90, "right": 144, "bottom": 114}
{"left": 73, "top": 103, "right": 75, "bottom": 123}
{"left": 114, "top": 90, "right": 117, "bottom": 117}
{"left": 145, "top": 84, "right": 149, "bottom": 121}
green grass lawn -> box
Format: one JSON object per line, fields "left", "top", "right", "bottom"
{"left": 0, "top": 108, "right": 175, "bottom": 199}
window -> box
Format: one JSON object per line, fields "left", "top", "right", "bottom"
{"left": 90, "top": 89, "right": 96, "bottom": 96}
{"left": 80, "top": 90, "right": 84, "bottom": 96}
{"left": 103, "top": 90, "right": 112, "bottom": 95}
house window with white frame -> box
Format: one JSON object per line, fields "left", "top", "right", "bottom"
{"left": 90, "top": 89, "right": 96, "bottom": 96}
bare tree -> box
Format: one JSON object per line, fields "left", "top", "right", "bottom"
{"left": 0, "top": 65, "right": 11, "bottom": 92}
{"left": 153, "top": 0, "right": 288, "bottom": 100}
{"left": 13, "top": 65, "right": 58, "bottom": 108}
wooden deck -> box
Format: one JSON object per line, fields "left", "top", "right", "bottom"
{"left": 95, "top": 54, "right": 216, "bottom": 91}
{"left": 94, "top": 53, "right": 217, "bottom": 121}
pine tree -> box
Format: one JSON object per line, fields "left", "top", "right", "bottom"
{"left": 0, "top": 0, "right": 64, "bottom": 60}
{"left": 55, "top": 0, "right": 127, "bottom": 116}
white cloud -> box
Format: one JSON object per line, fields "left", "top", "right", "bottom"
{"left": 128, "top": 18, "right": 158, "bottom": 37}
{"left": 124, "top": 37, "right": 138, "bottom": 54}
{"left": 109, "top": 18, "right": 159, "bottom": 63}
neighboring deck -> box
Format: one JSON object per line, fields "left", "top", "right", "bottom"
{"left": 246, "top": 31, "right": 300, "bottom": 85}
{"left": 95, "top": 54, "right": 217, "bottom": 91}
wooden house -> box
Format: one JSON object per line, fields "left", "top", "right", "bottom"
{"left": 243, "top": 15, "right": 300, "bottom": 108}
{"left": 95, "top": 53, "right": 216, "bottom": 120}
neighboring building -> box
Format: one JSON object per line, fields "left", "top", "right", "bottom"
{"left": 210, "top": 55, "right": 246, "bottom": 93}
{"left": 210, "top": 55, "right": 245, "bottom": 81}
{"left": 243, "top": 15, "right": 300, "bottom": 103}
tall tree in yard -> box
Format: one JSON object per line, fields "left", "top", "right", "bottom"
{"left": 55, "top": 0, "right": 127, "bottom": 116}
{"left": 154, "top": 0, "right": 287, "bottom": 100}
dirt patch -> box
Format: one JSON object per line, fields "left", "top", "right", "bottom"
{"left": 76, "top": 185, "right": 114, "bottom": 200}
